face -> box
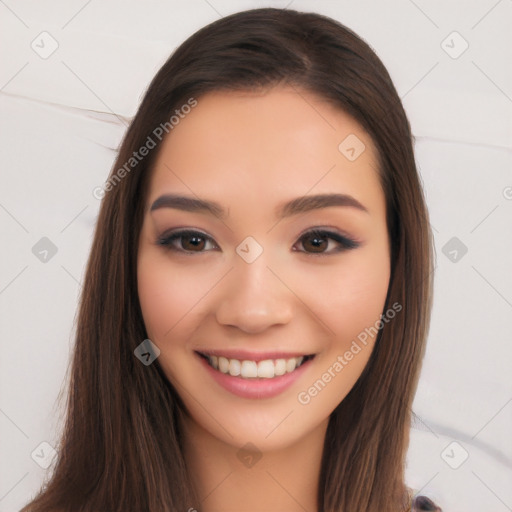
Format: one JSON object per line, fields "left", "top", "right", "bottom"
{"left": 137, "top": 86, "right": 390, "bottom": 452}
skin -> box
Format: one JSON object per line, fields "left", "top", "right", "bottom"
{"left": 137, "top": 86, "right": 390, "bottom": 512}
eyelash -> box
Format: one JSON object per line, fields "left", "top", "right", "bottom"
{"left": 155, "top": 228, "right": 360, "bottom": 256}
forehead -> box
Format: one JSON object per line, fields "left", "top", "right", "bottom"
{"left": 146, "top": 86, "right": 383, "bottom": 216}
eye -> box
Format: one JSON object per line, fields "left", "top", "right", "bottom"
{"left": 156, "top": 229, "right": 218, "bottom": 253}
{"left": 293, "top": 229, "right": 360, "bottom": 255}
{"left": 156, "top": 228, "right": 360, "bottom": 255}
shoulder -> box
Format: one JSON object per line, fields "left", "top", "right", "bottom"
{"left": 411, "top": 494, "right": 442, "bottom": 511}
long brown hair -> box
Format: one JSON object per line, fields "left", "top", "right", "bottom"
{"left": 22, "top": 8, "right": 435, "bottom": 512}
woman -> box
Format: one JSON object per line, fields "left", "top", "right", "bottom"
{"left": 22, "top": 7, "right": 440, "bottom": 512}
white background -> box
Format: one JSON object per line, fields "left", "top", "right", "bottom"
{"left": 1, "top": 1, "right": 511, "bottom": 511}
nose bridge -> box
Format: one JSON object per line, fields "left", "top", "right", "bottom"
{"left": 215, "top": 240, "right": 293, "bottom": 333}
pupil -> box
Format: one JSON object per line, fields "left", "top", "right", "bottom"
{"left": 306, "top": 234, "right": 326, "bottom": 252}
{"left": 184, "top": 235, "right": 204, "bottom": 251}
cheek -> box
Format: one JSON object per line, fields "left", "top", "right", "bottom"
{"left": 137, "top": 248, "right": 226, "bottom": 363}
{"left": 291, "top": 252, "right": 390, "bottom": 414}
{"left": 137, "top": 251, "right": 198, "bottom": 342}
{"left": 287, "top": 249, "right": 391, "bottom": 347}
{"left": 137, "top": 252, "right": 212, "bottom": 388}
{"left": 334, "top": 265, "right": 390, "bottom": 342}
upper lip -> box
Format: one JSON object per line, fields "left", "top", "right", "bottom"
{"left": 195, "top": 349, "right": 315, "bottom": 362}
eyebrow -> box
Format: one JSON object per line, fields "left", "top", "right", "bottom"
{"left": 149, "top": 192, "right": 369, "bottom": 219}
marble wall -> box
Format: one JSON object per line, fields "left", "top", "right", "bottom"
{"left": 1, "top": 1, "right": 511, "bottom": 511}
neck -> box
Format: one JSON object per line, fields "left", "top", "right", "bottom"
{"left": 181, "top": 413, "right": 328, "bottom": 512}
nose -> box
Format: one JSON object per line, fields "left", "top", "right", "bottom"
{"left": 215, "top": 255, "right": 293, "bottom": 334}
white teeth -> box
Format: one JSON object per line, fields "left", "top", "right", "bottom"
{"left": 205, "top": 354, "right": 309, "bottom": 379}
{"left": 274, "top": 359, "right": 287, "bottom": 376}
{"left": 286, "top": 357, "right": 297, "bottom": 373}
{"left": 257, "top": 360, "right": 274, "bottom": 378}
{"left": 240, "top": 360, "right": 258, "bottom": 378}
{"left": 228, "top": 359, "right": 241, "bottom": 376}
{"left": 218, "top": 356, "right": 229, "bottom": 373}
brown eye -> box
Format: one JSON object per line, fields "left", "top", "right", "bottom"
{"left": 156, "top": 228, "right": 359, "bottom": 255}
{"left": 156, "top": 230, "right": 218, "bottom": 253}
{"left": 181, "top": 233, "right": 206, "bottom": 251}
{"left": 295, "top": 230, "right": 360, "bottom": 255}
{"left": 301, "top": 232, "right": 328, "bottom": 253}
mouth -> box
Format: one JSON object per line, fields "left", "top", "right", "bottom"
{"left": 195, "top": 351, "right": 316, "bottom": 379}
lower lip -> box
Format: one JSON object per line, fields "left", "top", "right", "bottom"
{"left": 196, "top": 353, "right": 315, "bottom": 399}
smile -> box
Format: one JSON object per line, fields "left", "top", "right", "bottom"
{"left": 197, "top": 352, "right": 315, "bottom": 379}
